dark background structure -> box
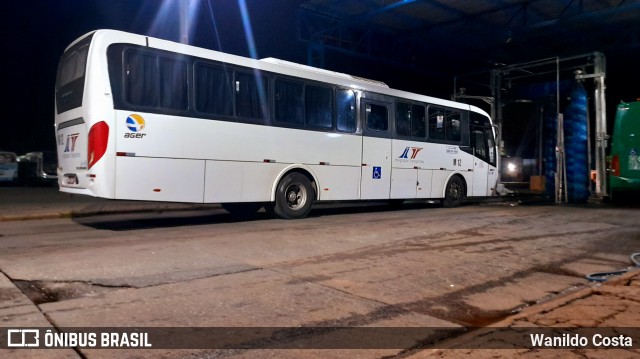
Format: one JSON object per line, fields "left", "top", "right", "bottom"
{"left": 2, "top": 0, "right": 639, "bottom": 155}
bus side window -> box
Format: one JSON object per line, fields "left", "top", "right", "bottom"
{"left": 275, "top": 78, "right": 304, "bottom": 125}
{"left": 473, "top": 130, "right": 487, "bottom": 159}
{"left": 305, "top": 84, "right": 333, "bottom": 129}
{"left": 447, "top": 114, "right": 461, "bottom": 142}
{"left": 235, "top": 72, "right": 267, "bottom": 119}
{"left": 428, "top": 106, "right": 461, "bottom": 142}
{"left": 336, "top": 89, "right": 356, "bottom": 133}
{"left": 366, "top": 103, "right": 388, "bottom": 132}
{"left": 428, "top": 107, "right": 445, "bottom": 140}
{"left": 412, "top": 104, "right": 426, "bottom": 139}
{"left": 159, "top": 57, "right": 188, "bottom": 110}
{"left": 125, "top": 52, "right": 159, "bottom": 107}
{"left": 396, "top": 102, "right": 411, "bottom": 137}
{"left": 124, "top": 52, "right": 188, "bottom": 111}
{"left": 194, "top": 63, "right": 233, "bottom": 116}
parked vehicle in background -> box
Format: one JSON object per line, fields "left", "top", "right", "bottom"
{"left": 609, "top": 100, "right": 640, "bottom": 199}
{"left": 18, "top": 151, "right": 58, "bottom": 185}
{"left": 0, "top": 151, "right": 19, "bottom": 184}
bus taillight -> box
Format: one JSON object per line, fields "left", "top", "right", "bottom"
{"left": 88, "top": 121, "right": 109, "bottom": 169}
{"left": 611, "top": 155, "right": 620, "bottom": 176}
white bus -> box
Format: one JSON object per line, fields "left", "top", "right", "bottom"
{"left": 55, "top": 29, "right": 498, "bottom": 219}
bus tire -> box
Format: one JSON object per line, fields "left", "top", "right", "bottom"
{"left": 442, "top": 176, "right": 465, "bottom": 208}
{"left": 221, "top": 202, "right": 262, "bottom": 219}
{"left": 270, "top": 172, "right": 314, "bottom": 219}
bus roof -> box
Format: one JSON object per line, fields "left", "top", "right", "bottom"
{"left": 259, "top": 57, "right": 389, "bottom": 88}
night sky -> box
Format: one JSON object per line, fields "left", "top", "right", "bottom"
{"left": 1, "top": 0, "right": 308, "bottom": 154}
{"left": 1, "top": 1, "right": 638, "bottom": 156}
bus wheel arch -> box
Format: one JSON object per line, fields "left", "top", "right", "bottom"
{"left": 442, "top": 174, "right": 467, "bottom": 208}
{"left": 268, "top": 167, "right": 317, "bottom": 219}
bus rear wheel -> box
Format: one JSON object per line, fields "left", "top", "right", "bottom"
{"left": 442, "top": 176, "right": 465, "bottom": 208}
{"left": 269, "top": 172, "right": 314, "bottom": 219}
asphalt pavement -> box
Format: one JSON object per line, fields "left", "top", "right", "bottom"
{"left": 1, "top": 186, "right": 639, "bottom": 357}
{"left": 0, "top": 185, "right": 219, "bottom": 222}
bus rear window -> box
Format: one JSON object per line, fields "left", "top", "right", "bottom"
{"left": 57, "top": 45, "right": 89, "bottom": 87}
{"left": 56, "top": 34, "right": 92, "bottom": 114}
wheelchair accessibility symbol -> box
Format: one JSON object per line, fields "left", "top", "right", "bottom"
{"left": 372, "top": 166, "right": 382, "bottom": 179}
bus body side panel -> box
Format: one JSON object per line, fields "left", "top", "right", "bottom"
{"left": 200, "top": 124, "right": 361, "bottom": 203}
{"left": 199, "top": 120, "right": 361, "bottom": 203}
{"left": 391, "top": 139, "right": 423, "bottom": 199}
{"left": 390, "top": 168, "right": 417, "bottom": 199}
{"left": 113, "top": 107, "right": 362, "bottom": 203}
{"left": 114, "top": 110, "right": 208, "bottom": 202}
{"left": 115, "top": 157, "right": 205, "bottom": 202}
{"left": 471, "top": 156, "right": 489, "bottom": 195}
{"left": 417, "top": 169, "right": 434, "bottom": 198}
{"left": 204, "top": 161, "right": 286, "bottom": 203}
{"left": 310, "top": 164, "right": 361, "bottom": 201}
{"left": 420, "top": 142, "right": 474, "bottom": 198}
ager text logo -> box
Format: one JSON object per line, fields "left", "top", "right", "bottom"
{"left": 124, "top": 114, "right": 147, "bottom": 138}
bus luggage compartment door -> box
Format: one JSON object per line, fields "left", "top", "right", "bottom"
{"left": 115, "top": 157, "right": 205, "bottom": 203}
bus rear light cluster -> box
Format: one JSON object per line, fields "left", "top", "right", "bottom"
{"left": 88, "top": 121, "right": 109, "bottom": 169}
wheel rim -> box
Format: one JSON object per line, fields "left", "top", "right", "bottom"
{"left": 449, "top": 181, "right": 463, "bottom": 200}
{"left": 285, "top": 182, "right": 307, "bottom": 210}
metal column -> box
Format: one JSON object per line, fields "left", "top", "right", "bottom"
{"left": 593, "top": 53, "right": 608, "bottom": 198}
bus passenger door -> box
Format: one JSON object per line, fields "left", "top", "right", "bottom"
{"left": 471, "top": 125, "right": 498, "bottom": 196}
{"left": 360, "top": 100, "right": 392, "bottom": 200}
{"left": 471, "top": 127, "right": 489, "bottom": 196}
{"left": 486, "top": 126, "right": 498, "bottom": 195}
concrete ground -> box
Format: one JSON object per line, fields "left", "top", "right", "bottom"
{"left": 1, "top": 186, "right": 639, "bottom": 358}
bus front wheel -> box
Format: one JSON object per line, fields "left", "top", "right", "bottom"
{"left": 442, "top": 176, "right": 465, "bottom": 208}
{"left": 269, "top": 172, "right": 314, "bottom": 219}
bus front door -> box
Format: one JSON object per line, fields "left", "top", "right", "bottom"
{"left": 471, "top": 125, "right": 498, "bottom": 196}
{"left": 471, "top": 127, "right": 490, "bottom": 196}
